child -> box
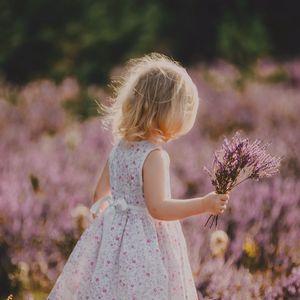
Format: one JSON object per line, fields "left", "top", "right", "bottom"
{"left": 47, "top": 53, "right": 229, "bottom": 300}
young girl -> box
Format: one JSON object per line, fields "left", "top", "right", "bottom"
{"left": 47, "top": 52, "right": 229, "bottom": 300}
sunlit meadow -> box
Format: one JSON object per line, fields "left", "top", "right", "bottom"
{"left": 1, "top": 59, "right": 300, "bottom": 299}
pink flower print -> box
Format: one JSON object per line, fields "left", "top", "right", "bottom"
{"left": 125, "top": 164, "right": 128, "bottom": 168}
{"left": 130, "top": 175, "right": 134, "bottom": 181}
{"left": 96, "top": 277, "right": 99, "bottom": 282}
{"left": 146, "top": 272, "right": 150, "bottom": 277}
{"left": 107, "top": 260, "right": 111, "bottom": 264}
{"left": 146, "top": 239, "right": 151, "bottom": 243}
{"left": 103, "top": 288, "right": 107, "bottom": 293}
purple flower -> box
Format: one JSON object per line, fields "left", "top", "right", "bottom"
{"left": 203, "top": 131, "right": 282, "bottom": 228}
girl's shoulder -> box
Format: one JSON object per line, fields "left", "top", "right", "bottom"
{"left": 143, "top": 145, "right": 170, "bottom": 169}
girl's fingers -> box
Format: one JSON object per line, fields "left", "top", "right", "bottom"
{"left": 219, "top": 204, "right": 227, "bottom": 211}
{"left": 221, "top": 196, "right": 229, "bottom": 201}
{"left": 220, "top": 199, "right": 228, "bottom": 204}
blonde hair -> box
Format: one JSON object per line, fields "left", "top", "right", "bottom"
{"left": 97, "top": 52, "right": 199, "bottom": 144}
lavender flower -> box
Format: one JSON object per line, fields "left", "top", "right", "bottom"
{"left": 264, "top": 266, "right": 300, "bottom": 299}
{"left": 203, "top": 131, "right": 282, "bottom": 228}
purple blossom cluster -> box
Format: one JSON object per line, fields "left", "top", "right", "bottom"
{"left": 197, "top": 258, "right": 265, "bottom": 299}
{"left": 203, "top": 131, "right": 282, "bottom": 228}
{"left": 264, "top": 266, "right": 300, "bottom": 299}
{"left": 0, "top": 78, "right": 112, "bottom": 297}
{"left": 1, "top": 58, "right": 300, "bottom": 298}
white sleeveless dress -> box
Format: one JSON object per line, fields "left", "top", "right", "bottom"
{"left": 47, "top": 138, "right": 198, "bottom": 300}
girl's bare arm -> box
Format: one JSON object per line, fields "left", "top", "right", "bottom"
{"left": 143, "top": 149, "right": 228, "bottom": 221}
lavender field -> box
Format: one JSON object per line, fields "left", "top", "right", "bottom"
{"left": 1, "top": 59, "right": 300, "bottom": 299}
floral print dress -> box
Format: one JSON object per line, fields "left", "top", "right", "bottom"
{"left": 47, "top": 138, "right": 198, "bottom": 300}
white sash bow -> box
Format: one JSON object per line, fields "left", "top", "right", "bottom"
{"left": 90, "top": 195, "right": 148, "bottom": 253}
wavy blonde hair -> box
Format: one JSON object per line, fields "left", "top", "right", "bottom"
{"left": 97, "top": 52, "right": 199, "bottom": 144}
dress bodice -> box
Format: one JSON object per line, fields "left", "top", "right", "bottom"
{"left": 108, "top": 139, "right": 167, "bottom": 208}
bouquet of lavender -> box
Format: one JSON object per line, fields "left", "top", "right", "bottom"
{"left": 203, "top": 131, "right": 282, "bottom": 228}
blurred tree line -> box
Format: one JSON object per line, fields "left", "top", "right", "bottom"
{"left": 0, "top": 0, "right": 299, "bottom": 85}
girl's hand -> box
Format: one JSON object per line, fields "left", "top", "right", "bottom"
{"left": 204, "top": 191, "right": 229, "bottom": 215}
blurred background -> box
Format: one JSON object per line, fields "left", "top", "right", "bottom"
{"left": 1, "top": 0, "right": 300, "bottom": 299}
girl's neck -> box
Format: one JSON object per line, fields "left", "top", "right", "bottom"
{"left": 120, "top": 137, "right": 165, "bottom": 147}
